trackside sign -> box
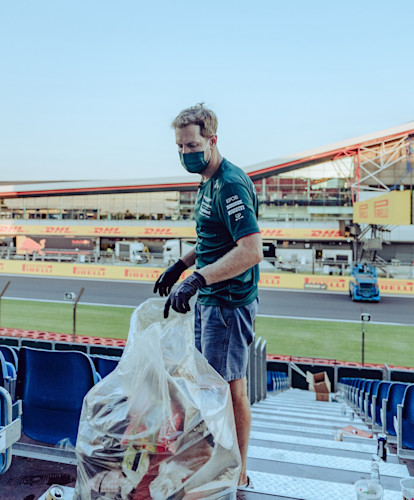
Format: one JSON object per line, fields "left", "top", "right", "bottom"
{"left": 0, "top": 224, "right": 348, "bottom": 240}
{"left": 353, "top": 190, "right": 412, "bottom": 225}
{"left": 0, "top": 260, "right": 412, "bottom": 295}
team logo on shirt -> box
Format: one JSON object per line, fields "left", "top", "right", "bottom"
{"left": 226, "top": 194, "right": 245, "bottom": 220}
{"left": 200, "top": 195, "right": 212, "bottom": 218}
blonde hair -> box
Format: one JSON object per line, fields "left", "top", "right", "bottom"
{"left": 172, "top": 103, "right": 218, "bottom": 138}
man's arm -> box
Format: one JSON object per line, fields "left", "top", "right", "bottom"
{"left": 197, "top": 232, "right": 263, "bottom": 285}
{"left": 162, "top": 232, "right": 262, "bottom": 317}
{"left": 181, "top": 247, "right": 196, "bottom": 269}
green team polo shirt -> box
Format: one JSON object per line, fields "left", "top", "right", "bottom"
{"left": 194, "top": 158, "right": 260, "bottom": 307}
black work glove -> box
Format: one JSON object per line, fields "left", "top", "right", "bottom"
{"left": 164, "top": 271, "right": 206, "bottom": 318}
{"left": 153, "top": 259, "right": 188, "bottom": 297}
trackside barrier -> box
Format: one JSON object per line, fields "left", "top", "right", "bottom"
{"left": 390, "top": 369, "right": 414, "bottom": 383}
{"left": 0, "top": 336, "right": 124, "bottom": 358}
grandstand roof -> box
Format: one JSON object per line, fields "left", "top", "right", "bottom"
{"left": 1, "top": 121, "right": 413, "bottom": 198}
{"left": 244, "top": 120, "right": 414, "bottom": 179}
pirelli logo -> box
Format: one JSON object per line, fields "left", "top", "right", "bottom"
{"left": 359, "top": 203, "right": 368, "bottom": 219}
{"left": 22, "top": 264, "right": 54, "bottom": 274}
{"left": 259, "top": 275, "right": 281, "bottom": 286}
{"left": 124, "top": 269, "right": 160, "bottom": 280}
{"left": 374, "top": 199, "right": 388, "bottom": 218}
{"left": 304, "top": 277, "right": 346, "bottom": 289}
{"left": 73, "top": 266, "right": 106, "bottom": 277}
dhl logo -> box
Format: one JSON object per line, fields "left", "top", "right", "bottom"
{"left": 304, "top": 277, "right": 346, "bottom": 289}
{"left": 258, "top": 275, "right": 281, "bottom": 286}
{"left": 124, "top": 269, "right": 160, "bottom": 280}
{"left": 73, "top": 266, "right": 106, "bottom": 277}
{"left": 260, "top": 229, "right": 284, "bottom": 237}
{"left": 45, "top": 227, "right": 72, "bottom": 234}
{"left": 260, "top": 229, "right": 343, "bottom": 239}
{"left": 92, "top": 228, "right": 122, "bottom": 235}
{"left": 0, "top": 262, "right": 4, "bottom": 272}
{"left": 374, "top": 199, "right": 388, "bottom": 218}
{"left": 310, "top": 230, "right": 341, "bottom": 238}
{"left": 143, "top": 228, "right": 174, "bottom": 235}
{"left": 359, "top": 203, "right": 368, "bottom": 218}
{"left": 22, "top": 264, "right": 54, "bottom": 273}
{"left": 0, "top": 226, "right": 24, "bottom": 234}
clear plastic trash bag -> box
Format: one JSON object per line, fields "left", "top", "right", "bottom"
{"left": 74, "top": 298, "right": 241, "bottom": 500}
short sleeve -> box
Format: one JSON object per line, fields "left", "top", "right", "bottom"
{"left": 218, "top": 181, "right": 260, "bottom": 242}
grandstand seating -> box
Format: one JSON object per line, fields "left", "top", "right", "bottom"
{"left": 396, "top": 384, "right": 414, "bottom": 459}
{"left": 92, "top": 355, "right": 120, "bottom": 378}
{"left": 267, "top": 371, "right": 289, "bottom": 393}
{"left": 340, "top": 377, "right": 414, "bottom": 460}
{"left": 381, "top": 382, "right": 411, "bottom": 441}
{"left": 16, "top": 347, "right": 100, "bottom": 446}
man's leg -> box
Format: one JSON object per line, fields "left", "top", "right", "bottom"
{"left": 229, "top": 376, "right": 251, "bottom": 486}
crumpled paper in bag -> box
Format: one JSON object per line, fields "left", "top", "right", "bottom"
{"left": 74, "top": 298, "right": 241, "bottom": 499}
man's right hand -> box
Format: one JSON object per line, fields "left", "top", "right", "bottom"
{"left": 153, "top": 259, "right": 188, "bottom": 297}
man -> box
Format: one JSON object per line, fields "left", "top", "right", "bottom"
{"left": 153, "top": 103, "right": 262, "bottom": 488}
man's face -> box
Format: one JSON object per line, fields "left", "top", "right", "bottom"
{"left": 175, "top": 124, "right": 210, "bottom": 156}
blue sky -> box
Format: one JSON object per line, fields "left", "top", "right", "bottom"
{"left": 1, "top": 0, "right": 413, "bottom": 181}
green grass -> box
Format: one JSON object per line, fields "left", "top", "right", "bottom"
{"left": 1, "top": 299, "right": 134, "bottom": 339}
{"left": 256, "top": 317, "right": 414, "bottom": 368}
{"left": 1, "top": 299, "right": 413, "bottom": 367}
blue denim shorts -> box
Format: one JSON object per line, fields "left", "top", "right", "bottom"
{"left": 194, "top": 299, "right": 258, "bottom": 382}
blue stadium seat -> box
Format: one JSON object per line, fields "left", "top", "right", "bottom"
{"left": 0, "top": 346, "right": 18, "bottom": 370}
{"left": 364, "top": 379, "right": 380, "bottom": 420}
{"left": 357, "top": 379, "right": 371, "bottom": 413}
{"left": 396, "top": 384, "right": 414, "bottom": 459}
{"left": 92, "top": 355, "right": 120, "bottom": 379}
{"left": 351, "top": 378, "right": 365, "bottom": 407}
{"left": 0, "top": 352, "right": 16, "bottom": 399}
{"left": 359, "top": 379, "right": 373, "bottom": 417}
{"left": 371, "top": 381, "right": 392, "bottom": 432}
{"left": 381, "top": 382, "right": 410, "bottom": 441}
{"left": 16, "top": 347, "right": 99, "bottom": 446}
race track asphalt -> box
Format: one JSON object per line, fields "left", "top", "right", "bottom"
{"left": 0, "top": 275, "right": 412, "bottom": 325}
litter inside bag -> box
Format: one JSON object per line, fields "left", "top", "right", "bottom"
{"left": 74, "top": 298, "right": 241, "bottom": 500}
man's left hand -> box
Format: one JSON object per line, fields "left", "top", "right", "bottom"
{"left": 164, "top": 272, "right": 206, "bottom": 318}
